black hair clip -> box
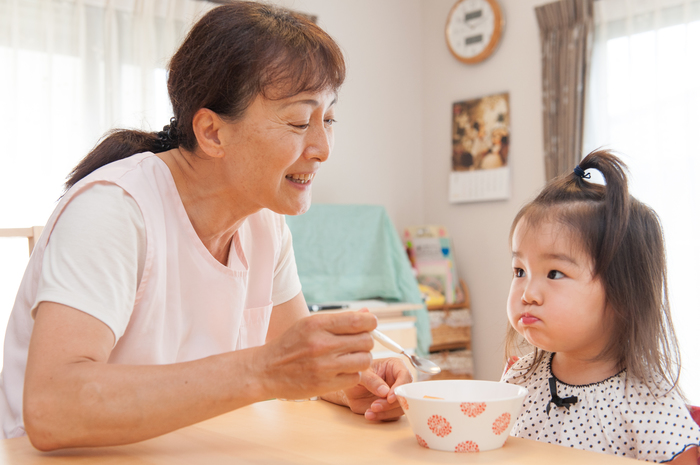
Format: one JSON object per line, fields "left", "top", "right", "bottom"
{"left": 573, "top": 165, "right": 591, "bottom": 179}
{"left": 156, "top": 117, "right": 179, "bottom": 151}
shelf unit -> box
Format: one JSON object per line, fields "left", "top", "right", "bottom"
{"left": 422, "top": 280, "right": 474, "bottom": 380}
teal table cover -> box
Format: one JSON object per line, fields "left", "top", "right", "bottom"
{"left": 286, "top": 204, "right": 431, "bottom": 356}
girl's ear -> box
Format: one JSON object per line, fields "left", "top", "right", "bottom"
{"left": 192, "top": 108, "right": 225, "bottom": 159}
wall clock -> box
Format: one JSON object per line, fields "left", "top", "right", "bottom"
{"left": 445, "top": 0, "right": 504, "bottom": 64}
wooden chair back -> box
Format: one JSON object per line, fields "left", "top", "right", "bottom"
{"left": 0, "top": 226, "right": 44, "bottom": 256}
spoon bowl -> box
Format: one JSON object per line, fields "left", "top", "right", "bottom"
{"left": 370, "top": 329, "right": 441, "bottom": 375}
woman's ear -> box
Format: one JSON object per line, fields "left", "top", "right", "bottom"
{"left": 192, "top": 108, "right": 226, "bottom": 159}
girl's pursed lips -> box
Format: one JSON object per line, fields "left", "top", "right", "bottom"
{"left": 520, "top": 313, "right": 540, "bottom": 325}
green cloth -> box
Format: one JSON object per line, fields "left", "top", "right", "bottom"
{"left": 286, "top": 204, "right": 431, "bottom": 356}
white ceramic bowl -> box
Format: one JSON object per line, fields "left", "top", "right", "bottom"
{"left": 394, "top": 380, "right": 528, "bottom": 453}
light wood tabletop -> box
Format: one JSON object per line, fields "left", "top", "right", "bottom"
{"left": 0, "top": 399, "right": 639, "bottom": 464}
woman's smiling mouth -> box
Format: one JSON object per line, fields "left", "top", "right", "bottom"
{"left": 286, "top": 173, "right": 315, "bottom": 184}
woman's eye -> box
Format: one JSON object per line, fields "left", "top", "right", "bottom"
{"left": 291, "top": 123, "right": 310, "bottom": 129}
{"left": 547, "top": 270, "right": 565, "bottom": 279}
{"left": 514, "top": 268, "right": 525, "bottom": 278}
{"left": 324, "top": 118, "right": 337, "bottom": 127}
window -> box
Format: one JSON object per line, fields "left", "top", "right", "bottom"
{"left": 0, "top": 0, "right": 211, "bottom": 368}
{"left": 585, "top": 0, "right": 700, "bottom": 403}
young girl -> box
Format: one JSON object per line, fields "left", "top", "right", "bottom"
{"left": 501, "top": 150, "right": 700, "bottom": 463}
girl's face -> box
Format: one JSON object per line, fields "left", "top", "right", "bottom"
{"left": 507, "top": 218, "right": 612, "bottom": 360}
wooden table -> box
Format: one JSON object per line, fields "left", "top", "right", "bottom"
{"left": 0, "top": 399, "right": 638, "bottom": 464}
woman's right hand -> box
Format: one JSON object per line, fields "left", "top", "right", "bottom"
{"left": 257, "top": 311, "right": 377, "bottom": 400}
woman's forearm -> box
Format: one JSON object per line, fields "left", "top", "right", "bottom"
{"left": 24, "top": 302, "right": 377, "bottom": 450}
{"left": 24, "top": 347, "right": 267, "bottom": 450}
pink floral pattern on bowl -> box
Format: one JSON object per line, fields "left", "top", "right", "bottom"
{"left": 427, "top": 415, "right": 452, "bottom": 437}
{"left": 492, "top": 412, "right": 511, "bottom": 435}
{"left": 455, "top": 440, "right": 480, "bottom": 452}
{"left": 416, "top": 434, "right": 429, "bottom": 448}
{"left": 460, "top": 402, "right": 486, "bottom": 417}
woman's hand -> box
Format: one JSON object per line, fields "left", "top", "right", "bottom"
{"left": 258, "top": 311, "right": 378, "bottom": 401}
{"left": 339, "top": 357, "right": 413, "bottom": 421}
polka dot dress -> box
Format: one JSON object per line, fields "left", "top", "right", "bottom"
{"left": 501, "top": 352, "right": 700, "bottom": 462}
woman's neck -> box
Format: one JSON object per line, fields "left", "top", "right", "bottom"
{"left": 550, "top": 352, "right": 620, "bottom": 386}
{"left": 157, "top": 148, "right": 258, "bottom": 265}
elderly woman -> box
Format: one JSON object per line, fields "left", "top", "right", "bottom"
{"left": 0, "top": 2, "right": 410, "bottom": 450}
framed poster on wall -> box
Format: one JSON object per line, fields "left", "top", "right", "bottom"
{"left": 449, "top": 92, "right": 510, "bottom": 203}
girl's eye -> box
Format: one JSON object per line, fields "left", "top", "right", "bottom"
{"left": 547, "top": 270, "right": 565, "bottom": 279}
{"left": 514, "top": 268, "right": 525, "bottom": 278}
{"left": 324, "top": 118, "right": 337, "bottom": 127}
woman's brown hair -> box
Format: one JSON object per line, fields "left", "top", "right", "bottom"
{"left": 65, "top": 1, "right": 346, "bottom": 189}
{"left": 505, "top": 150, "right": 681, "bottom": 392}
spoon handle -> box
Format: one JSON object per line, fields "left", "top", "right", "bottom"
{"left": 370, "top": 329, "right": 404, "bottom": 354}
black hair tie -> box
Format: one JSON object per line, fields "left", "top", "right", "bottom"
{"left": 545, "top": 377, "right": 578, "bottom": 415}
{"left": 573, "top": 165, "right": 591, "bottom": 179}
{"left": 156, "top": 117, "right": 179, "bottom": 151}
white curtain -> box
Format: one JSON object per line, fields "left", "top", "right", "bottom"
{"left": 0, "top": 0, "right": 213, "bottom": 367}
{"left": 584, "top": 0, "right": 700, "bottom": 404}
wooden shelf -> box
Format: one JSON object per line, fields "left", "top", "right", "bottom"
{"left": 429, "top": 341, "right": 471, "bottom": 352}
{"left": 426, "top": 279, "right": 470, "bottom": 311}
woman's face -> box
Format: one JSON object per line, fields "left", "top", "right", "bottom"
{"left": 219, "top": 88, "right": 337, "bottom": 216}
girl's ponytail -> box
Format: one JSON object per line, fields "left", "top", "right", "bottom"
{"left": 576, "top": 152, "right": 630, "bottom": 277}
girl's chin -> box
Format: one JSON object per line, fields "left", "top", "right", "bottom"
{"left": 520, "top": 331, "right": 550, "bottom": 352}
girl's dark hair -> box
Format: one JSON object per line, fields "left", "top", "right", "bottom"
{"left": 505, "top": 149, "right": 681, "bottom": 393}
{"left": 66, "top": 1, "right": 346, "bottom": 189}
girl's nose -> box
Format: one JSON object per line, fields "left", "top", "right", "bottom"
{"left": 521, "top": 279, "right": 543, "bottom": 305}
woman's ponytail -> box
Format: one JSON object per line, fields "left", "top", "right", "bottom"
{"left": 65, "top": 119, "right": 179, "bottom": 189}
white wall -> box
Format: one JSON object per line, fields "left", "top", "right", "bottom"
{"left": 271, "top": 0, "right": 425, "bottom": 232}
{"left": 274, "top": 0, "right": 550, "bottom": 381}
{"left": 420, "top": 0, "right": 549, "bottom": 381}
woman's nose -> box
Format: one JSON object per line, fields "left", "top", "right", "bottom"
{"left": 305, "top": 123, "right": 332, "bottom": 162}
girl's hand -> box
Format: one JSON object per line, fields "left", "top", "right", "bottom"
{"left": 342, "top": 357, "right": 413, "bottom": 421}
{"left": 503, "top": 355, "right": 520, "bottom": 376}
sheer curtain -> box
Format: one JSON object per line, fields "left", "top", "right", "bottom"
{"left": 584, "top": 0, "right": 700, "bottom": 403}
{"left": 0, "top": 0, "right": 212, "bottom": 367}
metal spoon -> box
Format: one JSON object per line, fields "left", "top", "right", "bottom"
{"left": 371, "top": 329, "right": 441, "bottom": 374}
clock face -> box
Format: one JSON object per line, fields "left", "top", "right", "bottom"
{"left": 446, "top": 0, "right": 503, "bottom": 64}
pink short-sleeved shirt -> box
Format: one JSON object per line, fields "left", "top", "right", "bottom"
{"left": 0, "top": 152, "right": 301, "bottom": 439}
